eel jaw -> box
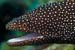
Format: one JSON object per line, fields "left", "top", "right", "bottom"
{"left": 7, "top": 33, "right": 44, "bottom": 46}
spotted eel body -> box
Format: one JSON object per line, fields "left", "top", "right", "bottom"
{"left": 6, "top": 0, "right": 75, "bottom": 46}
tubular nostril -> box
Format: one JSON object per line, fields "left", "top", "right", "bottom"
{"left": 6, "top": 17, "right": 18, "bottom": 30}
{"left": 6, "top": 22, "right": 11, "bottom": 30}
{"left": 6, "top": 23, "right": 12, "bottom": 30}
{"left": 6, "top": 20, "right": 16, "bottom": 30}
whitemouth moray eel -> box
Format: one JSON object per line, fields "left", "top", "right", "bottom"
{"left": 6, "top": 0, "right": 75, "bottom": 46}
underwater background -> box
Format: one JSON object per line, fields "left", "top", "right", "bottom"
{"left": 0, "top": 0, "right": 75, "bottom": 50}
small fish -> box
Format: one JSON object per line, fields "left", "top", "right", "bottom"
{"left": 6, "top": 0, "right": 75, "bottom": 46}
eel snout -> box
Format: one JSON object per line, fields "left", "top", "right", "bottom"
{"left": 6, "top": 16, "right": 29, "bottom": 32}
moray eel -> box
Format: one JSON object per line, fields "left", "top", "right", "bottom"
{"left": 6, "top": 0, "right": 75, "bottom": 46}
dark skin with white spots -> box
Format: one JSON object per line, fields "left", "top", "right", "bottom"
{"left": 6, "top": 0, "right": 75, "bottom": 46}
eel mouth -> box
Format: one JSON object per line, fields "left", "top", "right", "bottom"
{"left": 7, "top": 32, "right": 44, "bottom": 46}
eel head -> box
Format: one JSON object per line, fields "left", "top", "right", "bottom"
{"left": 6, "top": 16, "right": 45, "bottom": 46}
